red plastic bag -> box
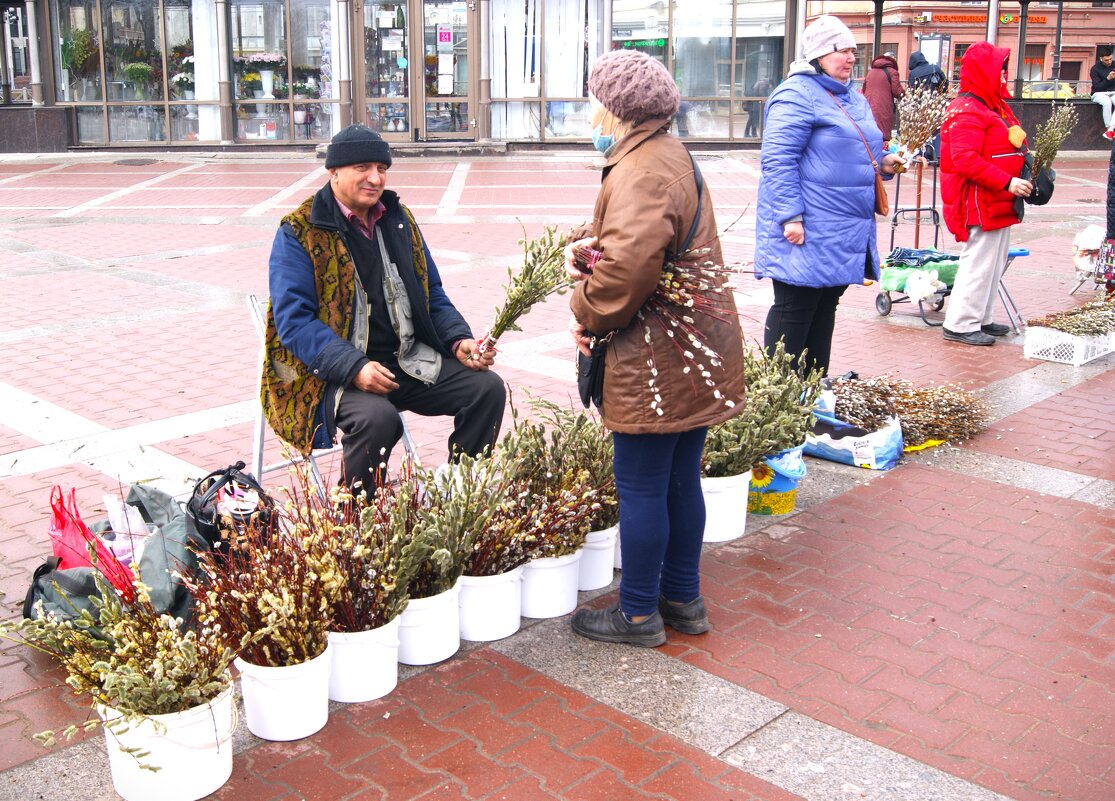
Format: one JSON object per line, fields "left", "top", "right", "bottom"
{"left": 48, "top": 486, "right": 135, "bottom": 600}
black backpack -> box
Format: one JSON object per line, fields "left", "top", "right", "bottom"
{"left": 185, "top": 461, "right": 274, "bottom": 554}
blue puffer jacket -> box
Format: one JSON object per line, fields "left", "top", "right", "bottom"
{"left": 755, "top": 63, "right": 885, "bottom": 288}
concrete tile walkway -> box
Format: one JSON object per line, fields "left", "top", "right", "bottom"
{"left": 0, "top": 149, "right": 1111, "bottom": 801}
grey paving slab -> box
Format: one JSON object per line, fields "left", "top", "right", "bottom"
{"left": 724, "top": 713, "right": 1013, "bottom": 801}
{"left": 493, "top": 616, "right": 787, "bottom": 756}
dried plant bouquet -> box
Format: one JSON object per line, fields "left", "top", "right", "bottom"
{"left": 1027, "top": 295, "right": 1115, "bottom": 337}
{"left": 829, "top": 374, "right": 991, "bottom": 447}
{"left": 702, "top": 340, "right": 823, "bottom": 478}
{"left": 185, "top": 475, "right": 341, "bottom": 668}
{"left": 477, "top": 225, "right": 569, "bottom": 353}
{"left": 895, "top": 85, "right": 953, "bottom": 167}
{"left": 2, "top": 573, "right": 242, "bottom": 750}
{"left": 1031, "top": 104, "right": 1078, "bottom": 175}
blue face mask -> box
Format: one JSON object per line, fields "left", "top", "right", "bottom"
{"left": 591, "top": 123, "right": 616, "bottom": 154}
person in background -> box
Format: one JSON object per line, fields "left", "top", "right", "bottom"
{"left": 939, "top": 42, "right": 1032, "bottom": 346}
{"left": 754, "top": 15, "right": 903, "bottom": 377}
{"left": 744, "top": 76, "right": 773, "bottom": 138}
{"left": 908, "top": 51, "right": 949, "bottom": 94}
{"left": 262, "top": 125, "right": 507, "bottom": 492}
{"left": 863, "top": 51, "right": 904, "bottom": 146}
{"left": 1090, "top": 46, "right": 1115, "bottom": 141}
{"left": 565, "top": 50, "right": 745, "bottom": 648}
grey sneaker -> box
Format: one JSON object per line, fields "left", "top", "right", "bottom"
{"left": 658, "top": 595, "right": 711, "bottom": 634}
{"left": 571, "top": 603, "right": 667, "bottom": 647}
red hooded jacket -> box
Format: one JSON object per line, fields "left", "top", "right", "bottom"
{"left": 940, "top": 42, "right": 1027, "bottom": 242}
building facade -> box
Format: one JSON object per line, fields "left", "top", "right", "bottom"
{"left": 0, "top": 0, "right": 1111, "bottom": 149}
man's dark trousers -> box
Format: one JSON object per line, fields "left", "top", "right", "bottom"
{"left": 335, "top": 358, "right": 506, "bottom": 489}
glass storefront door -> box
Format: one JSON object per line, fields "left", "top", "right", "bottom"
{"left": 2, "top": 4, "right": 31, "bottom": 103}
{"left": 356, "top": 0, "right": 472, "bottom": 140}
{"left": 419, "top": 0, "right": 469, "bottom": 138}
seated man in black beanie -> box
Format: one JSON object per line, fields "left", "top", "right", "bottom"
{"left": 259, "top": 124, "right": 506, "bottom": 492}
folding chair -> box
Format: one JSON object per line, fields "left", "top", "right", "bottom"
{"left": 247, "top": 294, "right": 417, "bottom": 498}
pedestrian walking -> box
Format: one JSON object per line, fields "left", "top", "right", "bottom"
{"left": 863, "top": 51, "right": 904, "bottom": 144}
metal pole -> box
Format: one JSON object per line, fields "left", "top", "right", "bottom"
{"left": 1051, "top": 1, "right": 1063, "bottom": 83}
{"left": 986, "top": 0, "right": 999, "bottom": 44}
{"left": 477, "top": 0, "right": 490, "bottom": 139}
{"left": 1014, "top": 0, "right": 1029, "bottom": 97}
{"left": 22, "top": 0, "right": 42, "bottom": 105}
{"left": 873, "top": 0, "right": 883, "bottom": 57}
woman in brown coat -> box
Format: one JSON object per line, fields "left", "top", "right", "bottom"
{"left": 566, "top": 50, "right": 745, "bottom": 647}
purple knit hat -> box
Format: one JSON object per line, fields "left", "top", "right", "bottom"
{"left": 588, "top": 50, "right": 680, "bottom": 124}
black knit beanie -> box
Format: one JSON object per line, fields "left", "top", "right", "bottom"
{"left": 325, "top": 125, "right": 393, "bottom": 169}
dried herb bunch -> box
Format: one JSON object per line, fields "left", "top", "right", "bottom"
{"left": 639, "top": 248, "right": 742, "bottom": 416}
{"left": 1027, "top": 295, "right": 1115, "bottom": 337}
{"left": 489, "top": 407, "right": 602, "bottom": 562}
{"left": 702, "top": 340, "right": 823, "bottom": 477}
{"left": 318, "top": 482, "right": 419, "bottom": 634}
{"left": 478, "top": 225, "right": 570, "bottom": 353}
{"left": 1031, "top": 104, "right": 1078, "bottom": 175}
{"left": 527, "top": 398, "right": 616, "bottom": 531}
{"left": 830, "top": 375, "right": 990, "bottom": 447}
{"left": 408, "top": 454, "right": 500, "bottom": 593}
{"left": 187, "top": 472, "right": 341, "bottom": 667}
{"left": 896, "top": 85, "right": 954, "bottom": 157}
{"left": 2, "top": 572, "right": 241, "bottom": 749}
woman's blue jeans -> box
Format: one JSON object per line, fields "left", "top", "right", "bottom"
{"left": 612, "top": 427, "right": 708, "bottom": 617}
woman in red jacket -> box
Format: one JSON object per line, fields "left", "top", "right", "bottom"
{"left": 939, "top": 42, "right": 1033, "bottom": 346}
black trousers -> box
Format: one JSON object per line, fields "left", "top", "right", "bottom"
{"left": 335, "top": 359, "right": 506, "bottom": 490}
{"left": 763, "top": 280, "right": 848, "bottom": 377}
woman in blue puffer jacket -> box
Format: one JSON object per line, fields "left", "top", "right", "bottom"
{"left": 755, "top": 16, "right": 903, "bottom": 376}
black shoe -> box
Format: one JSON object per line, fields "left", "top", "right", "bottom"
{"left": 980, "top": 323, "right": 1011, "bottom": 337}
{"left": 658, "top": 595, "right": 711, "bottom": 634}
{"left": 943, "top": 328, "right": 995, "bottom": 346}
{"left": 571, "top": 603, "right": 667, "bottom": 647}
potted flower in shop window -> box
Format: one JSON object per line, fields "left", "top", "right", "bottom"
{"left": 121, "top": 61, "right": 155, "bottom": 100}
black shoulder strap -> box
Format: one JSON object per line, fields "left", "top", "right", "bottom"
{"left": 678, "top": 154, "right": 704, "bottom": 257}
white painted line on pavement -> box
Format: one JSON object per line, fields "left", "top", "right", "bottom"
{"left": 436, "top": 161, "right": 471, "bottom": 217}
{"left": 243, "top": 167, "right": 327, "bottom": 217}
{"left": 51, "top": 163, "right": 208, "bottom": 219}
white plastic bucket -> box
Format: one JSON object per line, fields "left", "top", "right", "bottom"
{"left": 328, "top": 615, "right": 402, "bottom": 703}
{"left": 578, "top": 526, "right": 618, "bottom": 591}
{"left": 99, "top": 682, "right": 235, "bottom": 801}
{"left": 235, "top": 644, "right": 331, "bottom": 741}
{"left": 458, "top": 566, "right": 524, "bottom": 642}
{"left": 397, "top": 582, "right": 461, "bottom": 665}
{"left": 521, "top": 550, "right": 583, "bottom": 619}
{"left": 701, "top": 470, "right": 751, "bottom": 542}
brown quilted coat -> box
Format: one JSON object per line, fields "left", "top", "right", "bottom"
{"left": 570, "top": 120, "right": 746, "bottom": 434}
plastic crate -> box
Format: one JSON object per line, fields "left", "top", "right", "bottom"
{"left": 1023, "top": 327, "right": 1114, "bottom": 366}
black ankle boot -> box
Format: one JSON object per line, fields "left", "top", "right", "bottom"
{"left": 658, "top": 595, "right": 711, "bottom": 634}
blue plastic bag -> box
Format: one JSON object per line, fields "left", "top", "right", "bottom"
{"left": 805, "top": 395, "right": 903, "bottom": 471}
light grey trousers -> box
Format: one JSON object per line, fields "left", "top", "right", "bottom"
{"left": 944, "top": 225, "right": 1012, "bottom": 333}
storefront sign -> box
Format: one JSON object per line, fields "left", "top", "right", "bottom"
{"left": 933, "top": 13, "right": 1047, "bottom": 23}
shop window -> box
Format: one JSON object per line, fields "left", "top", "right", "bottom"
{"left": 611, "top": 0, "right": 666, "bottom": 60}
{"left": 53, "top": 0, "right": 102, "bottom": 102}
{"left": 672, "top": 0, "right": 732, "bottom": 99}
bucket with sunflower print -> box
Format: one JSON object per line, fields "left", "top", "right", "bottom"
{"left": 747, "top": 444, "right": 806, "bottom": 515}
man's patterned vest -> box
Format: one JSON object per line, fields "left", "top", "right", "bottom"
{"left": 260, "top": 196, "right": 430, "bottom": 454}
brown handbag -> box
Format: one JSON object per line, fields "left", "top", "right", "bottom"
{"left": 828, "top": 91, "right": 890, "bottom": 217}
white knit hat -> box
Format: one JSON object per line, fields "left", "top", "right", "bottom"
{"left": 800, "top": 16, "right": 857, "bottom": 63}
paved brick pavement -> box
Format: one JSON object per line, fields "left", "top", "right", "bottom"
{"left": 0, "top": 149, "right": 1111, "bottom": 801}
